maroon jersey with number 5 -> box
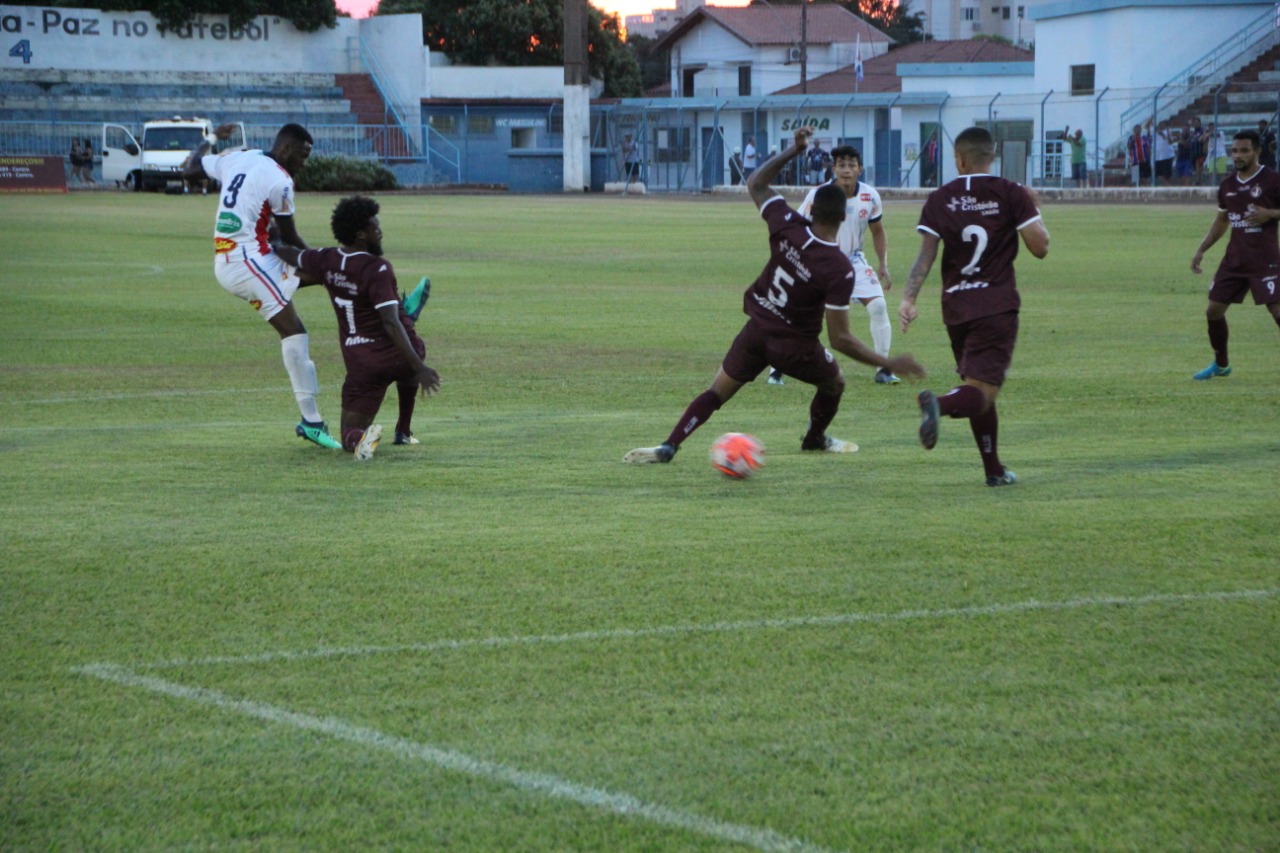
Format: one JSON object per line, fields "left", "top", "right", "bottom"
{"left": 743, "top": 196, "right": 856, "bottom": 338}
{"left": 1215, "top": 166, "right": 1280, "bottom": 275}
{"left": 917, "top": 174, "right": 1042, "bottom": 326}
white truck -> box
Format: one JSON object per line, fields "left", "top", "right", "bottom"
{"left": 101, "top": 117, "right": 245, "bottom": 192}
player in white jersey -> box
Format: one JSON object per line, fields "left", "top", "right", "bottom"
{"left": 184, "top": 122, "right": 341, "bottom": 450}
{"left": 770, "top": 145, "right": 899, "bottom": 385}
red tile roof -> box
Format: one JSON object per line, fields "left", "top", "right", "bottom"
{"left": 774, "top": 39, "right": 1034, "bottom": 95}
{"left": 654, "top": 4, "right": 891, "bottom": 52}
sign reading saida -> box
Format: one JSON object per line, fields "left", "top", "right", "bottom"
{"left": 0, "top": 156, "right": 68, "bottom": 193}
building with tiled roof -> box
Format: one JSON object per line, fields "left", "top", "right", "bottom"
{"left": 652, "top": 4, "right": 893, "bottom": 97}
{"left": 774, "top": 38, "right": 1036, "bottom": 96}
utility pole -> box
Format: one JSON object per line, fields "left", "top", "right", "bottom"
{"left": 799, "top": 0, "right": 808, "bottom": 94}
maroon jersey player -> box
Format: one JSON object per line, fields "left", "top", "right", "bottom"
{"left": 1189, "top": 128, "right": 1280, "bottom": 380}
{"left": 276, "top": 196, "right": 441, "bottom": 460}
{"left": 899, "top": 126, "right": 1050, "bottom": 487}
{"left": 625, "top": 127, "right": 924, "bottom": 466}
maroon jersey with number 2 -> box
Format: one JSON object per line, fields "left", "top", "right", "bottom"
{"left": 743, "top": 195, "right": 855, "bottom": 338}
{"left": 917, "top": 174, "right": 1042, "bottom": 326}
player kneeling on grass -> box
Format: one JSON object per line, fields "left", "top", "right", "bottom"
{"left": 273, "top": 196, "right": 441, "bottom": 461}
{"left": 624, "top": 127, "right": 925, "bottom": 466}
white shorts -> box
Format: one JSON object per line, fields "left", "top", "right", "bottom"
{"left": 850, "top": 253, "right": 885, "bottom": 302}
{"left": 214, "top": 248, "right": 299, "bottom": 322}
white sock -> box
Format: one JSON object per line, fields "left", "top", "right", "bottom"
{"left": 865, "top": 296, "right": 892, "bottom": 363}
{"left": 280, "top": 333, "right": 322, "bottom": 422}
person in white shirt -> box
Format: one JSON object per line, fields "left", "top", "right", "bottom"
{"left": 183, "top": 122, "right": 342, "bottom": 450}
{"left": 743, "top": 137, "right": 758, "bottom": 177}
{"left": 769, "top": 145, "right": 899, "bottom": 385}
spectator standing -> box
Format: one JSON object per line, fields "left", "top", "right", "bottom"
{"left": 1064, "top": 126, "right": 1087, "bottom": 188}
{"left": 1127, "top": 124, "right": 1150, "bottom": 186}
{"left": 1153, "top": 122, "right": 1175, "bottom": 185}
{"left": 621, "top": 134, "right": 640, "bottom": 185}
{"left": 68, "top": 139, "right": 84, "bottom": 183}
{"left": 1174, "top": 128, "right": 1194, "bottom": 184}
{"left": 1205, "top": 123, "right": 1229, "bottom": 178}
{"left": 743, "top": 136, "right": 758, "bottom": 178}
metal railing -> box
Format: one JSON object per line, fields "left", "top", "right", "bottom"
{"left": 357, "top": 34, "right": 419, "bottom": 159}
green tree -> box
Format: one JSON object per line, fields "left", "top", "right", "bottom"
{"left": 378, "top": 0, "right": 642, "bottom": 97}
{"left": 626, "top": 34, "right": 670, "bottom": 94}
{"left": 90, "top": 0, "right": 336, "bottom": 32}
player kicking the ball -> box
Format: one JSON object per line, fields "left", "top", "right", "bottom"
{"left": 273, "top": 196, "right": 441, "bottom": 460}
{"left": 624, "top": 127, "right": 925, "bottom": 466}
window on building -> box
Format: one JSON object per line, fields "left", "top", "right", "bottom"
{"left": 1070, "top": 64, "right": 1095, "bottom": 96}
{"left": 427, "top": 115, "right": 457, "bottom": 135}
{"left": 1002, "top": 6, "right": 1011, "bottom": 19}
{"left": 681, "top": 67, "right": 698, "bottom": 97}
{"left": 738, "top": 65, "right": 751, "bottom": 97}
{"left": 964, "top": 7, "right": 977, "bottom": 21}
{"left": 511, "top": 127, "right": 536, "bottom": 149}
{"left": 467, "top": 115, "right": 495, "bottom": 135}
{"left": 655, "top": 127, "right": 691, "bottom": 162}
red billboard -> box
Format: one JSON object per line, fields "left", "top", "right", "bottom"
{"left": 0, "top": 156, "right": 69, "bottom": 193}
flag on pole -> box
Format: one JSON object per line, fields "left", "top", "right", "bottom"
{"left": 855, "top": 33, "right": 864, "bottom": 82}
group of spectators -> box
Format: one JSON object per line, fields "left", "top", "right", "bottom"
{"left": 68, "top": 138, "right": 96, "bottom": 183}
{"left": 1125, "top": 117, "right": 1277, "bottom": 186}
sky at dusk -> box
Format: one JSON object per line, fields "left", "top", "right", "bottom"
{"left": 334, "top": 0, "right": 750, "bottom": 22}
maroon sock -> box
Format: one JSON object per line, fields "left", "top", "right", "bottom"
{"left": 969, "top": 404, "right": 1004, "bottom": 478}
{"left": 937, "top": 384, "right": 986, "bottom": 419}
{"left": 804, "top": 390, "right": 843, "bottom": 443}
{"left": 395, "top": 381, "right": 416, "bottom": 436}
{"left": 1208, "top": 318, "right": 1229, "bottom": 367}
{"left": 341, "top": 427, "right": 363, "bottom": 453}
{"left": 664, "top": 390, "right": 722, "bottom": 449}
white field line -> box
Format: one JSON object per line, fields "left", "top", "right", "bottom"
{"left": 132, "top": 587, "right": 1278, "bottom": 671}
{"left": 74, "top": 664, "right": 841, "bottom": 853}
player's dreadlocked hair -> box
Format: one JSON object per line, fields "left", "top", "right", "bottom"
{"left": 331, "top": 195, "right": 380, "bottom": 246}
{"left": 810, "top": 183, "right": 847, "bottom": 227}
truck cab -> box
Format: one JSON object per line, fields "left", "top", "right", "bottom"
{"left": 101, "top": 118, "right": 246, "bottom": 192}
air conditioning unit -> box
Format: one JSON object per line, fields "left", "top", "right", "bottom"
{"left": 787, "top": 47, "right": 803, "bottom": 63}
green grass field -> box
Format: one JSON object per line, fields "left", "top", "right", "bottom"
{"left": 2, "top": 191, "right": 1277, "bottom": 852}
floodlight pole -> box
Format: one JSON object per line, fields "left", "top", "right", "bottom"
{"left": 563, "top": 0, "right": 590, "bottom": 192}
{"left": 800, "top": 0, "right": 808, "bottom": 95}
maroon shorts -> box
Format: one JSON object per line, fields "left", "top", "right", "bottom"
{"left": 341, "top": 337, "right": 426, "bottom": 416}
{"left": 721, "top": 320, "right": 841, "bottom": 385}
{"left": 947, "top": 311, "right": 1019, "bottom": 387}
{"left": 1209, "top": 272, "right": 1280, "bottom": 305}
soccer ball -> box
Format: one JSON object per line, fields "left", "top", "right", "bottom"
{"left": 709, "top": 432, "right": 764, "bottom": 479}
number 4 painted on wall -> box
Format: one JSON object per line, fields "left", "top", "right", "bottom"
{"left": 9, "top": 39, "right": 32, "bottom": 64}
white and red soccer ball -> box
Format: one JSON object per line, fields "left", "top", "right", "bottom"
{"left": 709, "top": 432, "right": 764, "bottom": 479}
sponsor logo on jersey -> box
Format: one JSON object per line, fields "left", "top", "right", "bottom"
{"left": 944, "top": 280, "right": 990, "bottom": 293}
{"left": 860, "top": 193, "right": 872, "bottom": 201}
{"left": 344, "top": 335, "right": 377, "bottom": 347}
{"left": 216, "top": 212, "right": 243, "bottom": 234}
{"left": 214, "top": 237, "right": 237, "bottom": 253}
{"left": 1251, "top": 185, "right": 1262, "bottom": 198}
{"left": 249, "top": 299, "right": 263, "bottom": 311}
{"left": 945, "top": 195, "right": 1001, "bottom": 214}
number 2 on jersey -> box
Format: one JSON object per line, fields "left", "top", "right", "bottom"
{"left": 960, "top": 224, "right": 989, "bottom": 275}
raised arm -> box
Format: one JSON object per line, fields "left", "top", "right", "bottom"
{"left": 182, "top": 122, "right": 238, "bottom": 183}
{"left": 747, "top": 127, "right": 812, "bottom": 208}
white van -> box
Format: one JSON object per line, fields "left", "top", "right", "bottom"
{"left": 101, "top": 118, "right": 246, "bottom": 191}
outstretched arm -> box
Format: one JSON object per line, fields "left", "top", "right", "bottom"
{"left": 747, "top": 127, "right": 812, "bottom": 208}
{"left": 826, "top": 307, "right": 925, "bottom": 378}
